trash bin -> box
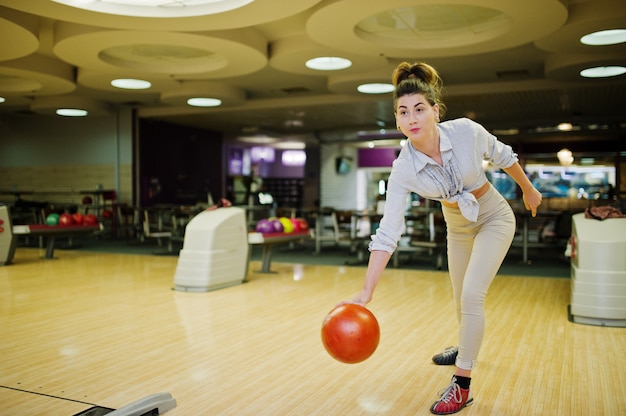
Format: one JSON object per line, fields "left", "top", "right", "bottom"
{"left": 570, "top": 212, "right": 626, "bottom": 327}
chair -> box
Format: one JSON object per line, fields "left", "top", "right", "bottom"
{"left": 95, "top": 190, "right": 118, "bottom": 238}
{"left": 393, "top": 209, "right": 447, "bottom": 269}
{"left": 331, "top": 210, "right": 356, "bottom": 248}
{"left": 311, "top": 208, "right": 356, "bottom": 254}
{"left": 312, "top": 207, "right": 337, "bottom": 254}
{"left": 102, "top": 190, "right": 117, "bottom": 207}
{"left": 142, "top": 208, "right": 176, "bottom": 253}
{"left": 115, "top": 203, "right": 140, "bottom": 239}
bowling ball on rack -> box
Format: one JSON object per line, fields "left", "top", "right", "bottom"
{"left": 72, "top": 213, "right": 84, "bottom": 225}
{"left": 58, "top": 213, "right": 75, "bottom": 226}
{"left": 255, "top": 218, "right": 275, "bottom": 234}
{"left": 321, "top": 303, "right": 380, "bottom": 364}
{"left": 46, "top": 213, "right": 60, "bottom": 226}
{"left": 269, "top": 218, "right": 284, "bottom": 233}
{"left": 83, "top": 214, "right": 98, "bottom": 226}
{"left": 278, "top": 217, "right": 294, "bottom": 233}
{"left": 290, "top": 217, "right": 301, "bottom": 232}
{"left": 101, "top": 209, "right": 113, "bottom": 218}
{"left": 294, "top": 218, "right": 309, "bottom": 232}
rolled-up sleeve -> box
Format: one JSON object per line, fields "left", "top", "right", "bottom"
{"left": 477, "top": 122, "right": 518, "bottom": 168}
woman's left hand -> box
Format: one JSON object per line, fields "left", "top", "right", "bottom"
{"left": 523, "top": 187, "right": 542, "bottom": 217}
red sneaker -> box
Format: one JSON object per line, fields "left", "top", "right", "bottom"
{"left": 430, "top": 376, "right": 473, "bottom": 415}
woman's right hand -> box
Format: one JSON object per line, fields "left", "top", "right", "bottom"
{"left": 344, "top": 289, "right": 372, "bottom": 307}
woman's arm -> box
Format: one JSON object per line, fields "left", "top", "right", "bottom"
{"left": 351, "top": 250, "right": 392, "bottom": 306}
{"left": 503, "top": 162, "right": 543, "bottom": 216}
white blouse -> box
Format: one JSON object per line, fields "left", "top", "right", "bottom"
{"left": 369, "top": 117, "right": 518, "bottom": 254}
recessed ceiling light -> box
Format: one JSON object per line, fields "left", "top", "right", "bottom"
{"left": 305, "top": 57, "right": 352, "bottom": 71}
{"left": 52, "top": 0, "right": 253, "bottom": 17}
{"left": 101, "top": 0, "right": 224, "bottom": 6}
{"left": 111, "top": 78, "right": 152, "bottom": 89}
{"left": 580, "top": 66, "right": 626, "bottom": 78}
{"left": 580, "top": 29, "right": 626, "bottom": 46}
{"left": 274, "top": 141, "right": 305, "bottom": 150}
{"left": 187, "top": 97, "right": 222, "bottom": 107}
{"left": 557, "top": 122, "right": 573, "bottom": 131}
{"left": 237, "top": 135, "right": 279, "bottom": 144}
{"left": 357, "top": 83, "right": 395, "bottom": 94}
{"left": 57, "top": 108, "right": 88, "bottom": 117}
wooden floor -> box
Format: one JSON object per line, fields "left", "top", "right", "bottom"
{"left": 1, "top": 247, "right": 624, "bottom": 416}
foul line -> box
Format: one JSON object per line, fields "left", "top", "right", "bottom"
{"left": 0, "top": 385, "right": 98, "bottom": 406}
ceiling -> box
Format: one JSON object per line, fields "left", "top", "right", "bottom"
{"left": 1, "top": 0, "right": 625, "bottom": 149}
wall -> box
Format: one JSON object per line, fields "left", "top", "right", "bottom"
{"left": 319, "top": 143, "right": 359, "bottom": 210}
{"left": 0, "top": 109, "right": 133, "bottom": 206}
{"left": 358, "top": 147, "right": 399, "bottom": 167}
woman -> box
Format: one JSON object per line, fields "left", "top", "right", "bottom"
{"left": 348, "top": 62, "right": 542, "bottom": 415}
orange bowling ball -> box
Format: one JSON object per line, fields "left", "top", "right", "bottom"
{"left": 321, "top": 303, "right": 380, "bottom": 364}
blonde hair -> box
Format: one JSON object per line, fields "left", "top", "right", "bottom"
{"left": 392, "top": 62, "right": 447, "bottom": 119}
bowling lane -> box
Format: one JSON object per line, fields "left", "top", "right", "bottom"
{"left": 2, "top": 246, "right": 624, "bottom": 415}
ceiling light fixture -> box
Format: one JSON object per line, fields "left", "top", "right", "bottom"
{"left": 357, "top": 83, "right": 395, "bottom": 94}
{"left": 273, "top": 141, "right": 306, "bottom": 150}
{"left": 52, "top": 0, "right": 253, "bottom": 17}
{"left": 56, "top": 108, "right": 88, "bottom": 117}
{"left": 101, "top": 0, "right": 222, "bottom": 6}
{"left": 305, "top": 57, "right": 352, "bottom": 71}
{"left": 281, "top": 150, "right": 307, "bottom": 167}
{"left": 187, "top": 97, "right": 222, "bottom": 107}
{"left": 0, "top": 97, "right": 5, "bottom": 103}
{"left": 557, "top": 122, "right": 573, "bottom": 131}
{"left": 580, "top": 66, "right": 626, "bottom": 78}
{"left": 30, "top": 96, "right": 109, "bottom": 116}
{"left": 236, "top": 135, "right": 279, "bottom": 144}
{"left": 557, "top": 148, "right": 574, "bottom": 166}
{"left": 111, "top": 78, "right": 152, "bottom": 89}
{"left": 580, "top": 29, "right": 626, "bottom": 46}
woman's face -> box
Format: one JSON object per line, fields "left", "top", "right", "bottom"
{"left": 395, "top": 93, "right": 439, "bottom": 142}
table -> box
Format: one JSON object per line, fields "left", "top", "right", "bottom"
{"left": 248, "top": 230, "right": 311, "bottom": 273}
{"left": 9, "top": 223, "right": 103, "bottom": 260}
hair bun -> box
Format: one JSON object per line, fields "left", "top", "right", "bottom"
{"left": 392, "top": 61, "right": 447, "bottom": 119}
{"left": 392, "top": 62, "right": 442, "bottom": 92}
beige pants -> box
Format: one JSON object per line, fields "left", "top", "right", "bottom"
{"left": 442, "top": 184, "right": 516, "bottom": 370}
